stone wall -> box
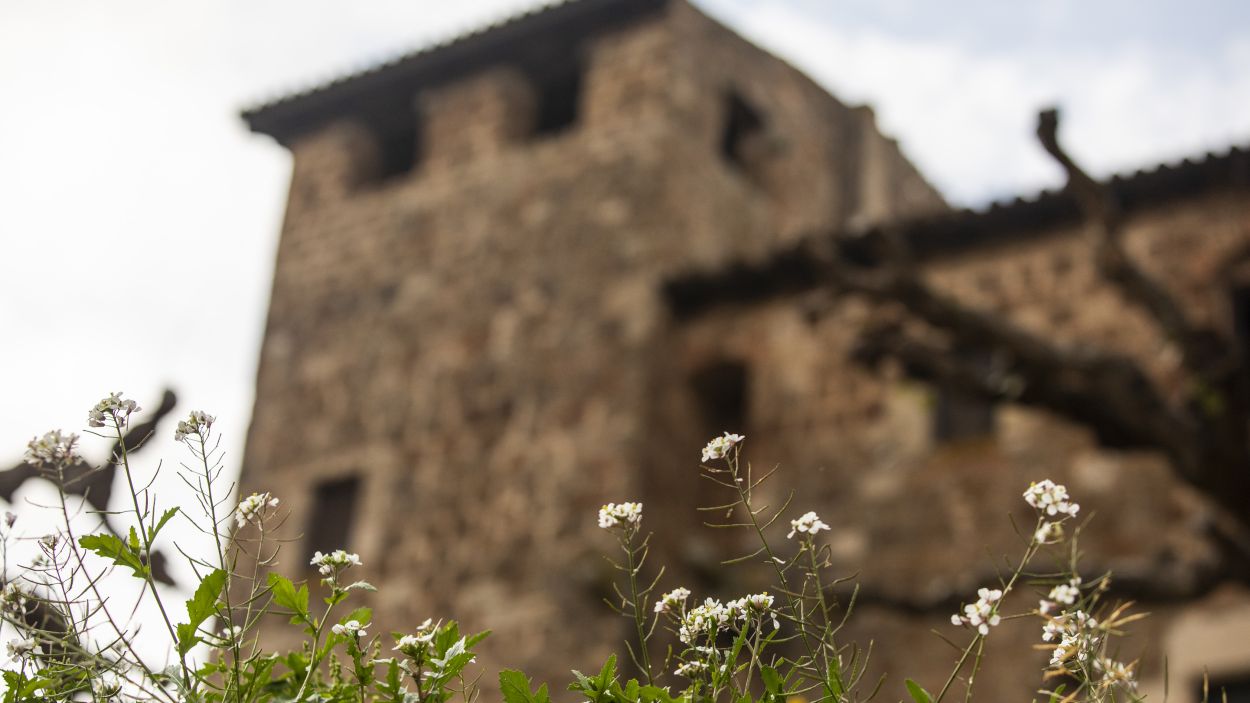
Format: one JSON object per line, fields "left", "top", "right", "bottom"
{"left": 236, "top": 0, "right": 1250, "bottom": 699}
{"left": 661, "top": 189, "right": 1250, "bottom": 701}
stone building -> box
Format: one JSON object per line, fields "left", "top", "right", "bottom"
{"left": 239, "top": 0, "right": 1250, "bottom": 699}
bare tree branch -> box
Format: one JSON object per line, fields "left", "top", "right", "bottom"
{"left": 1, "top": 390, "right": 179, "bottom": 585}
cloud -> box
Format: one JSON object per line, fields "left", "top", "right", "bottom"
{"left": 699, "top": 0, "right": 1250, "bottom": 204}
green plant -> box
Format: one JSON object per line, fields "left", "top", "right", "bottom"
{"left": 0, "top": 396, "right": 1155, "bottom": 702}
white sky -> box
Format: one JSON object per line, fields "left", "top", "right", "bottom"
{"left": 0, "top": 0, "right": 1247, "bottom": 623}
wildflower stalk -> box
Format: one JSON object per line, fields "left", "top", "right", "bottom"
{"left": 725, "top": 449, "right": 841, "bottom": 701}
{"left": 934, "top": 516, "right": 1044, "bottom": 703}
{"left": 111, "top": 422, "right": 190, "bottom": 689}
{"left": 623, "top": 537, "right": 653, "bottom": 685}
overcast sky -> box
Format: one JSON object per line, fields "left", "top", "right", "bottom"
{"left": 0, "top": 0, "right": 1247, "bottom": 598}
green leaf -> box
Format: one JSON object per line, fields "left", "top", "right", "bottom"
{"left": 905, "top": 679, "right": 933, "bottom": 703}
{"left": 761, "top": 666, "right": 782, "bottom": 696}
{"left": 344, "top": 606, "right": 372, "bottom": 625}
{"left": 176, "top": 568, "right": 227, "bottom": 656}
{"left": 500, "top": 670, "right": 536, "bottom": 703}
{"left": 267, "top": 573, "right": 309, "bottom": 624}
{"left": 149, "top": 507, "right": 179, "bottom": 542}
{"left": 345, "top": 580, "right": 376, "bottom": 592}
{"left": 78, "top": 533, "right": 148, "bottom": 578}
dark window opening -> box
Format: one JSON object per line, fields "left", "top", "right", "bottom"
{"left": 1203, "top": 672, "right": 1250, "bottom": 703}
{"left": 720, "top": 91, "right": 765, "bottom": 172}
{"left": 361, "top": 106, "right": 422, "bottom": 184}
{"left": 303, "top": 475, "right": 362, "bottom": 564}
{"left": 1231, "top": 284, "right": 1250, "bottom": 347}
{"left": 529, "top": 61, "right": 583, "bottom": 137}
{"left": 691, "top": 360, "right": 749, "bottom": 437}
{"left": 932, "top": 350, "right": 995, "bottom": 443}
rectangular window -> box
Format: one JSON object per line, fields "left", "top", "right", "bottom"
{"left": 360, "top": 103, "right": 422, "bottom": 185}
{"left": 303, "top": 475, "right": 362, "bottom": 563}
{"left": 933, "top": 349, "right": 995, "bottom": 443}
{"left": 527, "top": 59, "right": 583, "bottom": 138}
{"left": 691, "top": 360, "right": 749, "bottom": 437}
{"left": 1231, "top": 284, "right": 1250, "bottom": 346}
{"left": 720, "top": 90, "right": 765, "bottom": 175}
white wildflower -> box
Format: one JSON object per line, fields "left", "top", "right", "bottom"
{"left": 1042, "top": 609, "right": 1099, "bottom": 669}
{"left": 654, "top": 587, "right": 691, "bottom": 614}
{"left": 951, "top": 587, "right": 1003, "bottom": 636}
{"left": 174, "top": 410, "right": 216, "bottom": 442}
{"left": 92, "top": 672, "right": 122, "bottom": 699}
{"left": 597, "top": 502, "right": 643, "bottom": 530}
{"left": 88, "top": 392, "right": 140, "bottom": 428}
{"left": 1034, "top": 521, "right": 1063, "bottom": 544}
{"left": 332, "top": 619, "right": 367, "bottom": 638}
{"left": 310, "top": 549, "right": 362, "bottom": 577}
{"left": 674, "top": 660, "right": 708, "bottom": 678}
{"left": 234, "top": 492, "right": 280, "bottom": 528}
{"left": 396, "top": 618, "right": 438, "bottom": 650}
{"left": 728, "top": 592, "right": 778, "bottom": 629}
{"left": 218, "top": 625, "right": 244, "bottom": 646}
{"left": 1023, "top": 480, "right": 1080, "bottom": 518}
{"left": 701, "top": 432, "right": 745, "bottom": 462}
{"left": 5, "top": 637, "right": 36, "bottom": 661}
{"left": 1097, "top": 658, "right": 1136, "bottom": 690}
{"left": 1, "top": 582, "right": 27, "bottom": 615}
{"left": 787, "top": 511, "right": 830, "bottom": 539}
{"left": 1048, "top": 583, "right": 1079, "bottom": 606}
{"left": 24, "top": 430, "right": 81, "bottom": 467}
{"left": 679, "top": 598, "right": 732, "bottom": 644}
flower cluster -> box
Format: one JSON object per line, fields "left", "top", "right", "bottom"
{"left": 654, "top": 587, "right": 691, "bottom": 615}
{"left": 234, "top": 492, "right": 279, "bottom": 528}
{"left": 787, "top": 511, "right": 830, "bottom": 539}
{"left": 1023, "top": 480, "right": 1079, "bottom": 518}
{"left": 174, "top": 410, "right": 215, "bottom": 442}
{"left": 1, "top": 583, "right": 27, "bottom": 617}
{"left": 310, "top": 549, "right": 362, "bottom": 577}
{"left": 728, "top": 592, "right": 779, "bottom": 630}
{"left": 951, "top": 587, "right": 1003, "bottom": 636}
{"left": 1042, "top": 609, "right": 1100, "bottom": 668}
{"left": 597, "top": 502, "right": 643, "bottom": 530}
{"left": 395, "top": 618, "right": 438, "bottom": 651}
{"left": 678, "top": 598, "right": 734, "bottom": 644}
{"left": 1047, "top": 579, "right": 1081, "bottom": 607}
{"left": 87, "top": 392, "right": 140, "bottom": 429}
{"left": 676, "top": 592, "right": 777, "bottom": 644}
{"left": 701, "top": 432, "right": 744, "bottom": 462}
{"left": 331, "top": 619, "right": 367, "bottom": 639}
{"left": 24, "top": 430, "right": 80, "bottom": 468}
{"left": 1095, "top": 657, "right": 1137, "bottom": 691}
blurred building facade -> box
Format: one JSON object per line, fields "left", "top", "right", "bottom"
{"left": 239, "top": 0, "right": 1250, "bottom": 699}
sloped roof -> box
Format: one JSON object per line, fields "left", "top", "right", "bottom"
{"left": 242, "top": 0, "right": 668, "bottom": 144}
{"left": 664, "top": 144, "right": 1250, "bottom": 319}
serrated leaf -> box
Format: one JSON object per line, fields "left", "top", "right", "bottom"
{"left": 346, "top": 580, "right": 376, "bottom": 592}
{"left": 149, "top": 507, "right": 179, "bottom": 542}
{"left": 344, "top": 606, "right": 372, "bottom": 625}
{"left": 266, "top": 573, "right": 309, "bottom": 623}
{"left": 78, "top": 533, "right": 148, "bottom": 578}
{"left": 905, "top": 679, "right": 933, "bottom": 703}
{"left": 500, "top": 670, "right": 535, "bottom": 703}
{"left": 177, "top": 568, "right": 227, "bottom": 656}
